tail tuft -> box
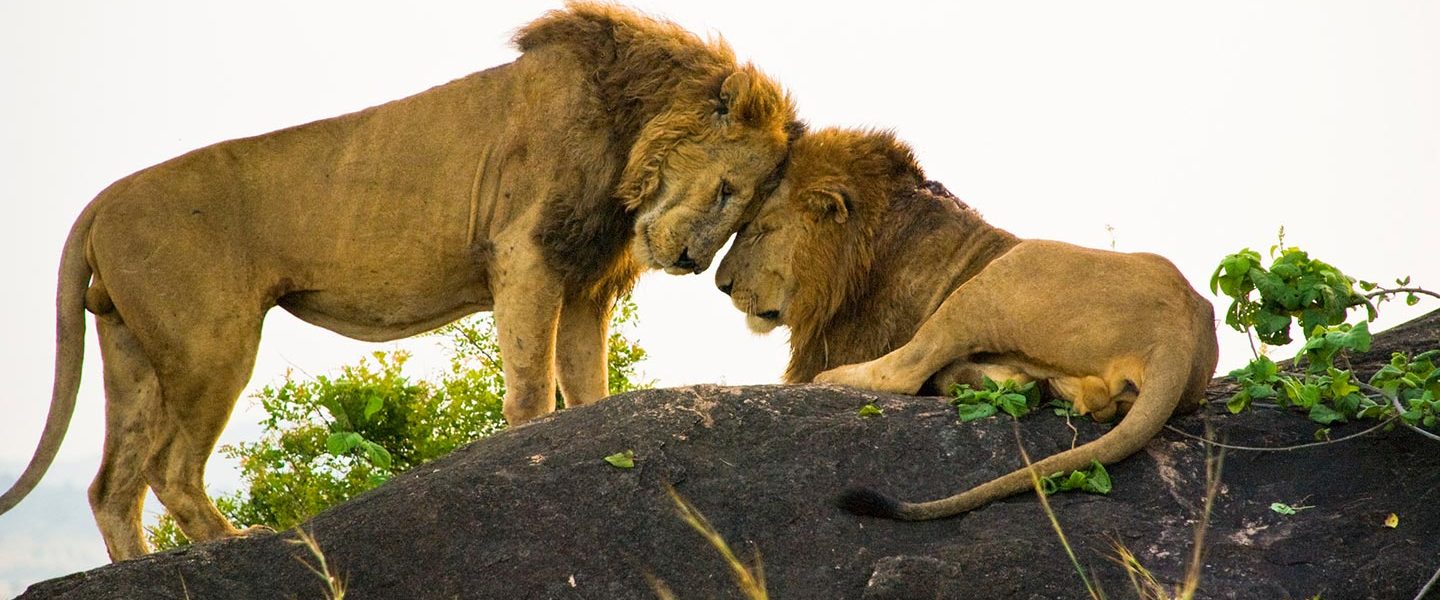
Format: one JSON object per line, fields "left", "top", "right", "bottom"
{"left": 835, "top": 487, "right": 905, "bottom": 518}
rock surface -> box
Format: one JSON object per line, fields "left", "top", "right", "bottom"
{"left": 20, "top": 310, "right": 1440, "bottom": 599}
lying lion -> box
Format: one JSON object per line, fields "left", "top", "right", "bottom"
{"left": 715, "top": 128, "right": 1218, "bottom": 520}
{"left": 0, "top": 3, "right": 799, "bottom": 561}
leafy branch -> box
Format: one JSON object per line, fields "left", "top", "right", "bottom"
{"left": 1212, "top": 236, "right": 1438, "bottom": 436}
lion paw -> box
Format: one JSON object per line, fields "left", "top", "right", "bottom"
{"left": 816, "top": 363, "right": 916, "bottom": 394}
{"left": 815, "top": 364, "right": 865, "bottom": 387}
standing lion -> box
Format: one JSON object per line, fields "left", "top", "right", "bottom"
{"left": 0, "top": 3, "right": 799, "bottom": 561}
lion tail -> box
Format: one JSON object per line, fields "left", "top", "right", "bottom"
{"left": 836, "top": 346, "right": 1195, "bottom": 521}
{"left": 0, "top": 202, "right": 97, "bottom": 515}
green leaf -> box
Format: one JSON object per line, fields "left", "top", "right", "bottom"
{"left": 1227, "top": 393, "right": 1251, "bottom": 414}
{"left": 997, "top": 392, "right": 1031, "bottom": 418}
{"left": 1247, "top": 384, "right": 1276, "bottom": 401}
{"left": 1081, "top": 462, "right": 1112, "bottom": 494}
{"left": 325, "top": 431, "right": 363, "bottom": 455}
{"left": 957, "top": 402, "right": 997, "bottom": 422}
{"left": 1253, "top": 356, "right": 1279, "bottom": 380}
{"left": 1327, "top": 368, "right": 1359, "bottom": 398}
{"left": 1255, "top": 310, "right": 1294, "bottom": 345}
{"left": 359, "top": 440, "right": 393, "bottom": 469}
{"left": 953, "top": 378, "right": 1045, "bottom": 421}
{"left": 1333, "top": 392, "right": 1363, "bottom": 416}
{"left": 603, "top": 450, "right": 635, "bottom": 469}
{"left": 857, "top": 403, "right": 883, "bottom": 418}
{"left": 363, "top": 393, "right": 384, "bottom": 421}
{"left": 1339, "top": 320, "right": 1372, "bottom": 352}
{"left": 1251, "top": 270, "right": 1298, "bottom": 310}
{"left": 1048, "top": 399, "right": 1080, "bottom": 417}
{"left": 1210, "top": 251, "right": 1258, "bottom": 296}
{"left": 1040, "top": 461, "right": 1112, "bottom": 496}
{"left": 1270, "top": 501, "right": 1312, "bottom": 516}
{"left": 1308, "top": 403, "right": 1345, "bottom": 425}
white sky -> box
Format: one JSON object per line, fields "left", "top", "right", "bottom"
{"left": 1, "top": 0, "right": 1437, "bottom": 591}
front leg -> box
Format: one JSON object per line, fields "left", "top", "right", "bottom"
{"left": 814, "top": 359, "right": 917, "bottom": 394}
{"left": 816, "top": 282, "right": 993, "bottom": 395}
{"left": 492, "top": 243, "right": 565, "bottom": 425}
{"left": 555, "top": 295, "right": 611, "bottom": 407}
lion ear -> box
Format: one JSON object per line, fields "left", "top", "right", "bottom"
{"left": 718, "top": 70, "right": 751, "bottom": 118}
{"left": 807, "top": 189, "right": 851, "bottom": 224}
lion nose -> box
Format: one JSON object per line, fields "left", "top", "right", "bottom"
{"left": 673, "top": 248, "right": 698, "bottom": 272}
{"left": 717, "top": 280, "right": 733, "bottom": 296}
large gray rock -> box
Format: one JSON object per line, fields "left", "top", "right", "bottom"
{"left": 20, "top": 310, "right": 1440, "bottom": 599}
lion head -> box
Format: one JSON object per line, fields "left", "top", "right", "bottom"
{"left": 621, "top": 66, "right": 801, "bottom": 275}
{"left": 714, "top": 127, "right": 924, "bottom": 334}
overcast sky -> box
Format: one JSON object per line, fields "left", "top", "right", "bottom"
{"left": 2, "top": 0, "right": 1437, "bottom": 592}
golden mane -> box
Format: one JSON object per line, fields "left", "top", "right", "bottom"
{"left": 778, "top": 130, "right": 1014, "bottom": 383}
{"left": 514, "top": 2, "right": 793, "bottom": 143}
{"left": 520, "top": 2, "right": 798, "bottom": 302}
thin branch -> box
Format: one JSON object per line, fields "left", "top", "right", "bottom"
{"left": 1414, "top": 559, "right": 1440, "bottom": 600}
{"left": 1365, "top": 287, "right": 1440, "bottom": 301}
{"left": 1364, "top": 383, "right": 1440, "bottom": 444}
{"left": 1164, "top": 417, "right": 1396, "bottom": 452}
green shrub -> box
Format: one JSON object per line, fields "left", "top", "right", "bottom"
{"left": 1212, "top": 235, "right": 1437, "bottom": 432}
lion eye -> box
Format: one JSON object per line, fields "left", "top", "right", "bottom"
{"left": 717, "top": 181, "right": 735, "bottom": 207}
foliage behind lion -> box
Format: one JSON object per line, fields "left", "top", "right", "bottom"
{"left": 716, "top": 127, "right": 1218, "bottom": 520}
{"left": 0, "top": 2, "right": 798, "bottom": 561}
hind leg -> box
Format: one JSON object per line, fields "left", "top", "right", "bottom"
{"left": 140, "top": 313, "right": 263, "bottom": 543}
{"left": 90, "top": 316, "right": 162, "bottom": 561}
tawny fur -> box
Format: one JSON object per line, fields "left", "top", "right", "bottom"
{"left": 715, "top": 128, "right": 1219, "bottom": 520}
{"left": 0, "top": 2, "right": 798, "bottom": 561}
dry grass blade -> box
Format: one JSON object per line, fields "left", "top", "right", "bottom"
{"left": 1179, "top": 437, "right": 1225, "bottom": 599}
{"left": 1014, "top": 423, "right": 1106, "bottom": 600}
{"left": 660, "top": 484, "right": 768, "bottom": 600}
{"left": 1109, "top": 422, "right": 1226, "bottom": 600}
{"left": 1111, "top": 541, "right": 1166, "bottom": 599}
{"left": 645, "top": 571, "right": 680, "bottom": 600}
{"left": 289, "top": 526, "right": 346, "bottom": 600}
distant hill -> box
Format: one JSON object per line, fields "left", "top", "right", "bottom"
{"left": 0, "top": 463, "right": 107, "bottom": 598}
